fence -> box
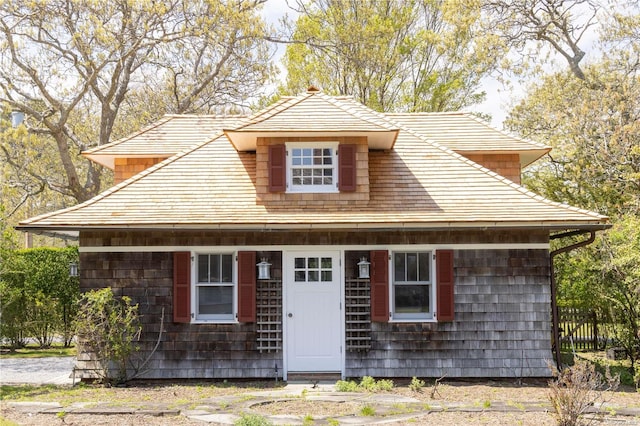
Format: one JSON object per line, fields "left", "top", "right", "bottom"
{"left": 558, "top": 307, "right": 599, "bottom": 351}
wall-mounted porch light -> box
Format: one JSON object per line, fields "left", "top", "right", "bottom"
{"left": 69, "top": 262, "right": 79, "bottom": 277}
{"left": 257, "top": 258, "right": 272, "bottom": 280}
{"left": 357, "top": 257, "right": 370, "bottom": 279}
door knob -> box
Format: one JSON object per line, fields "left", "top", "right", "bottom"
{"left": 288, "top": 313, "right": 293, "bottom": 318}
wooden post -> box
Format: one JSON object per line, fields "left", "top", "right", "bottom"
{"left": 592, "top": 311, "right": 598, "bottom": 351}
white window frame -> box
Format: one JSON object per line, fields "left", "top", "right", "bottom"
{"left": 391, "top": 251, "right": 435, "bottom": 321}
{"left": 286, "top": 142, "right": 339, "bottom": 193}
{"left": 193, "top": 252, "right": 237, "bottom": 323}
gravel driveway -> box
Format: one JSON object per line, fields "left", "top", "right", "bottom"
{"left": 0, "top": 357, "right": 75, "bottom": 385}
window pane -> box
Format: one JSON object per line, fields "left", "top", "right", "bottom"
{"left": 313, "top": 148, "right": 321, "bottom": 156}
{"left": 293, "top": 177, "right": 302, "bottom": 185}
{"left": 308, "top": 257, "right": 318, "bottom": 268}
{"left": 303, "top": 157, "right": 312, "bottom": 166}
{"left": 293, "top": 148, "right": 301, "bottom": 156}
{"left": 395, "top": 285, "right": 430, "bottom": 314}
{"left": 199, "top": 286, "right": 232, "bottom": 315}
{"left": 295, "top": 258, "right": 305, "bottom": 269}
{"left": 394, "top": 253, "right": 405, "bottom": 282}
{"left": 295, "top": 270, "right": 306, "bottom": 282}
{"left": 293, "top": 169, "right": 301, "bottom": 177}
{"left": 292, "top": 158, "right": 301, "bottom": 166}
{"left": 303, "top": 148, "right": 312, "bottom": 157}
{"left": 407, "top": 253, "right": 418, "bottom": 281}
{"left": 321, "top": 270, "right": 332, "bottom": 282}
{"left": 321, "top": 257, "right": 332, "bottom": 268}
{"left": 308, "top": 270, "right": 319, "bottom": 282}
{"left": 209, "top": 254, "right": 221, "bottom": 282}
{"left": 418, "top": 252, "right": 431, "bottom": 282}
{"left": 198, "top": 255, "right": 209, "bottom": 282}
{"left": 221, "top": 254, "right": 233, "bottom": 282}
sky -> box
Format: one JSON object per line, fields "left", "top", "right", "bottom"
{"left": 259, "top": 0, "right": 605, "bottom": 128}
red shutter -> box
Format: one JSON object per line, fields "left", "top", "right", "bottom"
{"left": 237, "top": 251, "right": 256, "bottom": 323}
{"left": 268, "top": 144, "right": 286, "bottom": 192}
{"left": 436, "top": 250, "right": 455, "bottom": 322}
{"left": 370, "top": 250, "right": 389, "bottom": 322}
{"left": 173, "top": 251, "right": 191, "bottom": 323}
{"left": 338, "top": 144, "right": 357, "bottom": 192}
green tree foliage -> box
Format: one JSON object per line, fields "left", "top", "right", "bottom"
{"left": 505, "top": 6, "right": 640, "bottom": 379}
{"left": 75, "top": 288, "right": 141, "bottom": 385}
{"left": 0, "top": 246, "right": 79, "bottom": 349}
{"left": 510, "top": 66, "right": 640, "bottom": 217}
{"left": 599, "top": 217, "right": 640, "bottom": 375}
{"left": 0, "top": 0, "right": 275, "bottom": 220}
{"left": 281, "top": 0, "right": 503, "bottom": 112}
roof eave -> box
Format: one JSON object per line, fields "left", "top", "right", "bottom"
{"left": 453, "top": 148, "right": 551, "bottom": 168}
{"left": 224, "top": 130, "right": 399, "bottom": 151}
{"left": 16, "top": 220, "right": 611, "bottom": 236}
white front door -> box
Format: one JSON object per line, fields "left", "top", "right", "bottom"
{"left": 285, "top": 251, "right": 342, "bottom": 372}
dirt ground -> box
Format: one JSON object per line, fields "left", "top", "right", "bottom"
{"left": 1, "top": 379, "right": 639, "bottom": 425}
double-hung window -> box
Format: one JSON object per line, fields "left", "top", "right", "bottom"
{"left": 196, "top": 253, "right": 234, "bottom": 321}
{"left": 392, "top": 251, "right": 433, "bottom": 320}
{"left": 286, "top": 142, "right": 338, "bottom": 193}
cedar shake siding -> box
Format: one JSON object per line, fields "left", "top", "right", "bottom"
{"left": 463, "top": 153, "right": 522, "bottom": 184}
{"left": 114, "top": 157, "right": 167, "bottom": 184}
{"left": 79, "top": 229, "right": 548, "bottom": 248}
{"left": 346, "top": 249, "right": 552, "bottom": 378}
{"left": 75, "top": 229, "right": 552, "bottom": 379}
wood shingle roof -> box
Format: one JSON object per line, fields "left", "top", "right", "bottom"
{"left": 387, "top": 112, "right": 550, "bottom": 167}
{"left": 19, "top": 91, "right": 607, "bottom": 235}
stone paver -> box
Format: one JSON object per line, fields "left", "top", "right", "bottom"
{"left": 2, "top": 359, "right": 640, "bottom": 424}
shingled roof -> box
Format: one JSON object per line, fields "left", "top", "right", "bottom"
{"left": 225, "top": 92, "right": 399, "bottom": 151}
{"left": 387, "top": 112, "right": 550, "bottom": 167}
{"left": 19, "top": 91, "right": 607, "bottom": 236}
{"left": 83, "top": 115, "right": 246, "bottom": 168}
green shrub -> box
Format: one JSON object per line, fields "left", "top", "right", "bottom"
{"left": 335, "top": 379, "right": 359, "bottom": 392}
{"left": 374, "top": 379, "right": 394, "bottom": 391}
{"left": 0, "top": 247, "right": 79, "bottom": 348}
{"left": 234, "top": 413, "right": 273, "bottom": 426}
{"left": 360, "top": 405, "right": 376, "bottom": 416}
{"left": 335, "top": 376, "right": 394, "bottom": 392}
{"left": 409, "top": 376, "right": 425, "bottom": 392}
{"left": 74, "top": 288, "right": 141, "bottom": 385}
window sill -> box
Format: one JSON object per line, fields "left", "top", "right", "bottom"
{"left": 191, "top": 319, "right": 238, "bottom": 325}
{"left": 389, "top": 318, "right": 436, "bottom": 323}
{"left": 286, "top": 189, "right": 339, "bottom": 194}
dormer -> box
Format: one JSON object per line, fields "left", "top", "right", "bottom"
{"left": 223, "top": 89, "right": 400, "bottom": 206}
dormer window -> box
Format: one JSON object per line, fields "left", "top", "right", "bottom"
{"left": 287, "top": 142, "right": 338, "bottom": 193}
{"left": 268, "top": 142, "right": 357, "bottom": 194}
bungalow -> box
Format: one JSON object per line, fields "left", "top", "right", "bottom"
{"left": 18, "top": 88, "right": 608, "bottom": 380}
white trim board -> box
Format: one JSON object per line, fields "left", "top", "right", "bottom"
{"left": 79, "top": 243, "right": 549, "bottom": 253}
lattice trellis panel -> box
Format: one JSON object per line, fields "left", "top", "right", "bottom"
{"left": 256, "top": 279, "right": 282, "bottom": 353}
{"left": 345, "top": 278, "right": 372, "bottom": 351}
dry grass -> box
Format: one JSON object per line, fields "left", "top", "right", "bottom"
{"left": 1, "top": 378, "right": 638, "bottom": 426}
